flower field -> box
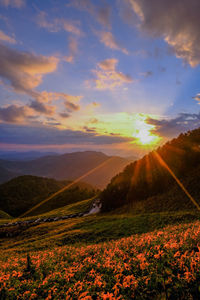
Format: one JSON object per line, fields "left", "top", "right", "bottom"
{"left": 1, "top": 220, "right": 200, "bottom": 299}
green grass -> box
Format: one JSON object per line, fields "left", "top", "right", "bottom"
{"left": 33, "top": 196, "right": 96, "bottom": 218}
{"left": 0, "top": 196, "right": 96, "bottom": 225}
{"left": 0, "top": 209, "right": 199, "bottom": 252}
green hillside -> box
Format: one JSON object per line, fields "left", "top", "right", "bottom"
{"left": 101, "top": 128, "right": 200, "bottom": 212}
{"left": 0, "top": 175, "right": 97, "bottom": 217}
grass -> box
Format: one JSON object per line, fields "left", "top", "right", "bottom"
{"left": 0, "top": 210, "right": 11, "bottom": 219}
{"left": 1, "top": 220, "right": 200, "bottom": 299}
{"left": 0, "top": 209, "right": 200, "bottom": 252}
{"left": 0, "top": 196, "right": 96, "bottom": 225}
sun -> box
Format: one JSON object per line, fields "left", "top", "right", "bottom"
{"left": 132, "top": 115, "right": 160, "bottom": 146}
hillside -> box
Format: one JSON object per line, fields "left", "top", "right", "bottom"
{"left": 0, "top": 151, "right": 131, "bottom": 189}
{"left": 1, "top": 219, "right": 200, "bottom": 299}
{"left": 101, "top": 128, "right": 200, "bottom": 212}
{"left": 0, "top": 175, "right": 97, "bottom": 217}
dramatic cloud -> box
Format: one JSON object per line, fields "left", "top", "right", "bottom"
{"left": 91, "top": 58, "right": 133, "bottom": 90}
{"left": 128, "top": 0, "right": 200, "bottom": 66}
{"left": 147, "top": 112, "right": 200, "bottom": 138}
{"left": 0, "top": 0, "right": 25, "bottom": 7}
{"left": 0, "top": 30, "right": 16, "bottom": 44}
{"left": 0, "top": 104, "right": 33, "bottom": 123}
{"left": 69, "top": 0, "right": 111, "bottom": 28}
{"left": 0, "top": 44, "right": 58, "bottom": 95}
{"left": 37, "top": 12, "right": 82, "bottom": 36}
{"left": 0, "top": 123, "right": 132, "bottom": 145}
{"left": 64, "top": 36, "right": 78, "bottom": 63}
{"left": 97, "top": 31, "right": 128, "bottom": 54}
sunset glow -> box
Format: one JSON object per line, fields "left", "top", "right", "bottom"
{"left": 0, "top": 0, "right": 199, "bottom": 156}
{"left": 132, "top": 115, "right": 160, "bottom": 146}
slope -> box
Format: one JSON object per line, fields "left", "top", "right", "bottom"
{"left": 101, "top": 128, "right": 200, "bottom": 212}
{"left": 0, "top": 175, "right": 96, "bottom": 217}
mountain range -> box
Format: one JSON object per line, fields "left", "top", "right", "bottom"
{"left": 0, "top": 151, "right": 132, "bottom": 189}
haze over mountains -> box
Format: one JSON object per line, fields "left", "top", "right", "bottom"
{"left": 0, "top": 151, "right": 131, "bottom": 189}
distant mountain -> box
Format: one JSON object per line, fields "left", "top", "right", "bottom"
{"left": 0, "top": 151, "right": 131, "bottom": 188}
{"left": 0, "top": 165, "right": 21, "bottom": 184}
{"left": 0, "top": 151, "right": 59, "bottom": 161}
{"left": 101, "top": 128, "right": 200, "bottom": 212}
{"left": 0, "top": 175, "right": 97, "bottom": 217}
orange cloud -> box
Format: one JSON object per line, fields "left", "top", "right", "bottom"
{"left": 91, "top": 58, "right": 132, "bottom": 90}
{"left": 129, "top": 0, "right": 200, "bottom": 67}
{"left": 37, "top": 12, "right": 82, "bottom": 36}
{"left": 0, "top": 44, "right": 58, "bottom": 95}
{"left": 0, "top": 30, "right": 16, "bottom": 44}
{"left": 97, "top": 31, "right": 128, "bottom": 54}
{"left": 0, "top": 104, "right": 34, "bottom": 123}
{"left": 64, "top": 36, "right": 78, "bottom": 63}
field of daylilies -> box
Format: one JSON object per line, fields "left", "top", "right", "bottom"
{"left": 1, "top": 220, "right": 200, "bottom": 299}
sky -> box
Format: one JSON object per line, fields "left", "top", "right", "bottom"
{"left": 0, "top": 0, "right": 200, "bottom": 157}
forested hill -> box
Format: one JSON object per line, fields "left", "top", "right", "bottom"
{"left": 0, "top": 175, "right": 97, "bottom": 217}
{"left": 101, "top": 128, "right": 200, "bottom": 212}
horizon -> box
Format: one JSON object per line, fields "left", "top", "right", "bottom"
{"left": 1, "top": 0, "right": 200, "bottom": 156}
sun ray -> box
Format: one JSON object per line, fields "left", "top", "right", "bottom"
{"left": 153, "top": 151, "right": 200, "bottom": 211}
{"left": 20, "top": 157, "right": 115, "bottom": 218}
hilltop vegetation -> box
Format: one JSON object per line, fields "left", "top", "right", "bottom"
{"left": 0, "top": 175, "right": 97, "bottom": 217}
{"left": 101, "top": 128, "right": 200, "bottom": 212}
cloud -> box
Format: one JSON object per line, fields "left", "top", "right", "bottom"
{"left": 147, "top": 112, "right": 200, "bottom": 138}
{"left": 0, "top": 123, "right": 132, "bottom": 145}
{"left": 141, "top": 71, "right": 153, "bottom": 78}
{"left": 91, "top": 58, "right": 133, "bottom": 90}
{"left": 97, "top": 31, "right": 128, "bottom": 54}
{"left": 193, "top": 93, "right": 200, "bottom": 102}
{"left": 61, "top": 19, "right": 82, "bottom": 36}
{"left": 98, "top": 58, "right": 117, "bottom": 70}
{"left": 64, "top": 101, "right": 80, "bottom": 112}
{"left": 64, "top": 36, "right": 78, "bottom": 63}
{"left": 128, "top": 0, "right": 200, "bottom": 66}
{"left": 0, "top": 104, "right": 33, "bottom": 123}
{"left": 0, "top": 44, "right": 58, "bottom": 95}
{"left": 0, "top": 0, "right": 25, "bottom": 7}
{"left": 69, "top": 0, "right": 111, "bottom": 28}
{"left": 60, "top": 112, "right": 70, "bottom": 118}
{"left": 0, "top": 30, "right": 16, "bottom": 44}
{"left": 37, "top": 12, "right": 82, "bottom": 36}
{"left": 29, "top": 100, "right": 55, "bottom": 116}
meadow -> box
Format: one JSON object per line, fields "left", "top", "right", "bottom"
{"left": 0, "top": 219, "right": 200, "bottom": 299}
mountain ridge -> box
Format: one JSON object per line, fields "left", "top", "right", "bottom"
{"left": 0, "top": 151, "right": 132, "bottom": 188}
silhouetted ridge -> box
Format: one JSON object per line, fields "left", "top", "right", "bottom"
{"left": 0, "top": 151, "right": 131, "bottom": 188}
{"left": 101, "top": 128, "right": 200, "bottom": 212}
